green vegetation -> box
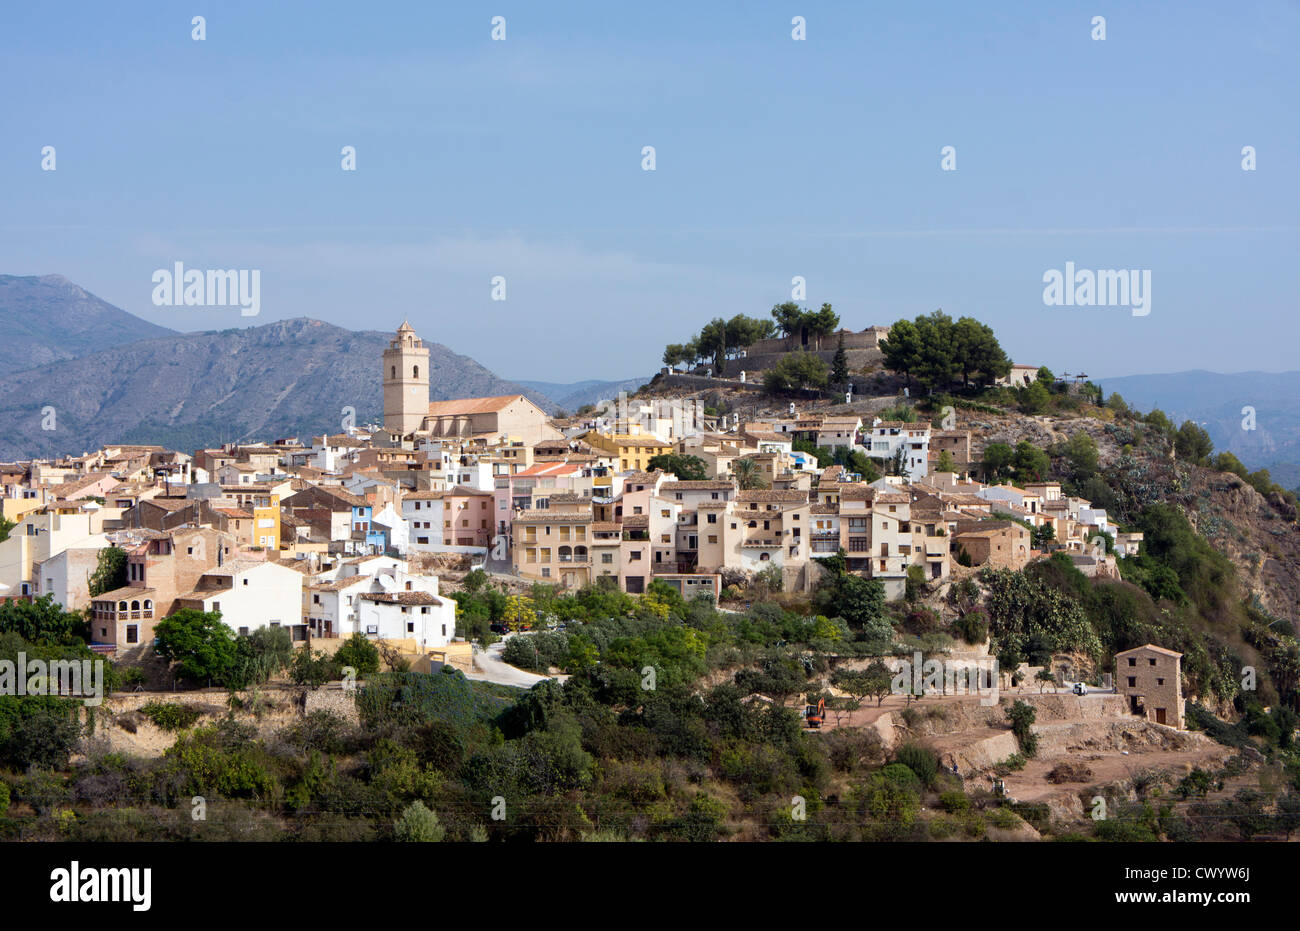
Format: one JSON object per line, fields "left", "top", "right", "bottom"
{"left": 763, "top": 350, "right": 830, "bottom": 394}
{"left": 140, "top": 701, "right": 202, "bottom": 732}
{"left": 880, "top": 311, "right": 1011, "bottom": 392}
{"left": 662, "top": 314, "right": 777, "bottom": 375}
{"left": 791, "top": 438, "right": 880, "bottom": 480}
{"left": 769, "top": 301, "right": 840, "bottom": 347}
{"left": 88, "top": 547, "right": 128, "bottom": 598}
{"left": 154, "top": 610, "right": 296, "bottom": 689}
{"left": 646, "top": 453, "right": 708, "bottom": 481}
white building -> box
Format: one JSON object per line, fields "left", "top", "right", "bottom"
{"left": 446, "top": 459, "right": 494, "bottom": 492}
{"left": 177, "top": 559, "right": 306, "bottom": 641}
{"left": 867, "top": 420, "right": 931, "bottom": 480}
{"left": 357, "top": 590, "right": 456, "bottom": 650}
{"left": 371, "top": 503, "right": 409, "bottom": 554}
{"left": 0, "top": 509, "right": 106, "bottom": 597}
{"left": 34, "top": 544, "right": 109, "bottom": 611}
{"left": 306, "top": 575, "right": 370, "bottom": 640}
{"left": 402, "top": 492, "right": 445, "bottom": 552}
{"left": 307, "top": 559, "right": 456, "bottom": 650}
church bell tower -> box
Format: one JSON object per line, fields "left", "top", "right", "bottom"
{"left": 383, "top": 321, "right": 430, "bottom": 435}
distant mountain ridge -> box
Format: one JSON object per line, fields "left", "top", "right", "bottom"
{"left": 1097, "top": 369, "right": 1300, "bottom": 488}
{"left": 0, "top": 274, "right": 176, "bottom": 367}
{"left": 513, "top": 377, "right": 652, "bottom": 413}
{"left": 0, "top": 276, "right": 555, "bottom": 459}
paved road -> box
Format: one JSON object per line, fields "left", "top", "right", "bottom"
{"left": 465, "top": 636, "right": 567, "bottom": 688}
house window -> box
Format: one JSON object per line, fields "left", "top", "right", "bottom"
{"left": 601, "top": 553, "right": 613, "bottom": 564}
{"left": 1128, "top": 677, "right": 1136, "bottom": 688}
{"left": 407, "top": 622, "right": 415, "bottom": 633}
{"left": 1128, "top": 657, "right": 1136, "bottom": 666}
{"left": 126, "top": 625, "right": 138, "bottom": 644}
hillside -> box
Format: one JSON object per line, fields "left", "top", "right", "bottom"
{"left": 0, "top": 274, "right": 176, "bottom": 366}
{"left": 1098, "top": 370, "right": 1300, "bottom": 488}
{"left": 0, "top": 317, "right": 554, "bottom": 459}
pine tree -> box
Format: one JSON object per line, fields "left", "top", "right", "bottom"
{"left": 831, "top": 332, "right": 850, "bottom": 386}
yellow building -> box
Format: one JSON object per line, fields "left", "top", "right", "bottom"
{"left": 251, "top": 493, "right": 281, "bottom": 551}
{"left": 581, "top": 430, "right": 672, "bottom": 473}
{"left": 512, "top": 510, "right": 593, "bottom": 588}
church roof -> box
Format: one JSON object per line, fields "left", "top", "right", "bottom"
{"left": 426, "top": 395, "right": 530, "bottom": 417}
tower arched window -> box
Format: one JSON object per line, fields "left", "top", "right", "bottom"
{"left": 391, "top": 365, "right": 396, "bottom": 380}
{"left": 413, "top": 365, "right": 420, "bottom": 379}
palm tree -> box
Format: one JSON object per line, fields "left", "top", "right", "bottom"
{"left": 729, "top": 456, "right": 769, "bottom": 490}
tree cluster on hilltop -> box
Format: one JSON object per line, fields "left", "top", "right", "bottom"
{"left": 880, "top": 310, "right": 1011, "bottom": 391}
{"left": 662, "top": 302, "right": 841, "bottom": 377}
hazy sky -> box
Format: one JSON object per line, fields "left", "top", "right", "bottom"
{"left": 2, "top": 1, "right": 1297, "bottom": 382}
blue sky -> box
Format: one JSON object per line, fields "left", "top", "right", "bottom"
{"left": 2, "top": 1, "right": 1297, "bottom": 382}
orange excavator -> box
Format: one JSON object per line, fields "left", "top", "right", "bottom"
{"left": 804, "top": 697, "right": 826, "bottom": 728}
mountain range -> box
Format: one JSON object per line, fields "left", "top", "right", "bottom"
{"left": 0, "top": 275, "right": 556, "bottom": 460}
{"left": 8, "top": 274, "right": 1300, "bottom": 483}
{"left": 1097, "top": 370, "right": 1300, "bottom": 489}
{"left": 512, "top": 377, "right": 653, "bottom": 413}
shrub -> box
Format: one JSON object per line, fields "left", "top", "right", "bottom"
{"left": 879, "top": 762, "right": 923, "bottom": 796}
{"left": 140, "top": 701, "right": 201, "bottom": 732}
{"left": 334, "top": 633, "right": 381, "bottom": 678}
{"left": 1007, "top": 700, "right": 1039, "bottom": 757}
{"left": 938, "top": 790, "right": 970, "bottom": 813}
{"left": 953, "top": 609, "right": 989, "bottom": 645}
{"left": 893, "top": 742, "right": 940, "bottom": 787}
{"left": 987, "top": 806, "right": 1021, "bottom": 831}
{"left": 393, "top": 800, "right": 446, "bottom": 842}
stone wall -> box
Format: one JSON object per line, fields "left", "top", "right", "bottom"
{"left": 303, "top": 685, "right": 360, "bottom": 723}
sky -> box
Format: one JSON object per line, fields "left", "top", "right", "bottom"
{"left": 2, "top": 1, "right": 1297, "bottom": 383}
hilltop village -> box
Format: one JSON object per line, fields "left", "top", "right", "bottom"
{"left": 3, "top": 321, "right": 1131, "bottom": 663}
{"left": 2, "top": 316, "right": 1297, "bottom": 843}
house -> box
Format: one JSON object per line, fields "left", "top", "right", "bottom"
{"left": 440, "top": 486, "right": 495, "bottom": 549}
{"left": 309, "top": 558, "right": 458, "bottom": 651}
{"left": 1115, "top": 644, "right": 1184, "bottom": 729}
{"left": 174, "top": 559, "right": 306, "bottom": 641}
{"left": 582, "top": 429, "right": 673, "bottom": 473}
{"left": 357, "top": 589, "right": 457, "bottom": 651}
{"left": 815, "top": 416, "right": 862, "bottom": 451}
{"left": 0, "top": 507, "right": 107, "bottom": 598}
{"left": 952, "top": 520, "right": 1032, "bottom": 570}
{"left": 87, "top": 527, "right": 237, "bottom": 657}
{"left": 512, "top": 508, "right": 593, "bottom": 588}
{"left": 403, "top": 491, "right": 446, "bottom": 553}
{"left": 282, "top": 484, "right": 365, "bottom": 546}
{"left": 1114, "top": 531, "right": 1144, "bottom": 557}
{"left": 867, "top": 420, "right": 931, "bottom": 480}
{"left": 306, "top": 575, "right": 372, "bottom": 640}
{"left": 997, "top": 363, "right": 1042, "bottom": 388}
{"left": 34, "top": 545, "right": 109, "bottom": 612}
